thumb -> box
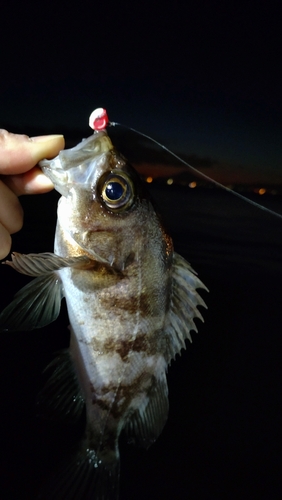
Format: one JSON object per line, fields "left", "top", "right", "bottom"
{"left": 0, "top": 130, "right": 65, "bottom": 174}
{"left": 29, "top": 135, "right": 65, "bottom": 163}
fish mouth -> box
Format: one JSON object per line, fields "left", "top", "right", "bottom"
{"left": 39, "top": 132, "right": 114, "bottom": 197}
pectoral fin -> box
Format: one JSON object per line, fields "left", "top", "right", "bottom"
{"left": 0, "top": 273, "right": 63, "bottom": 331}
{"left": 4, "top": 251, "right": 92, "bottom": 276}
{"left": 0, "top": 252, "right": 94, "bottom": 332}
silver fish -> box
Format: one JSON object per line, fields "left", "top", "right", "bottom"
{"left": 0, "top": 126, "right": 207, "bottom": 498}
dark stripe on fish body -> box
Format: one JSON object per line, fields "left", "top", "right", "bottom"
{"left": 91, "top": 330, "right": 167, "bottom": 360}
{"left": 89, "top": 372, "right": 160, "bottom": 420}
{"left": 102, "top": 333, "right": 149, "bottom": 359}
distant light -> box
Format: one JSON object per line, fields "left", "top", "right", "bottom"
{"left": 258, "top": 188, "right": 266, "bottom": 195}
{"left": 167, "top": 178, "right": 174, "bottom": 185}
{"left": 146, "top": 176, "right": 153, "bottom": 183}
{"left": 189, "top": 181, "right": 197, "bottom": 188}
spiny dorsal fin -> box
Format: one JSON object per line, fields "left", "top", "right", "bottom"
{"left": 165, "top": 252, "right": 208, "bottom": 362}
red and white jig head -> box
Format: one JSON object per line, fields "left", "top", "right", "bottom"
{"left": 89, "top": 108, "right": 109, "bottom": 131}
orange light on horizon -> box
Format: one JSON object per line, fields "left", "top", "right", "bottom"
{"left": 146, "top": 176, "right": 153, "bottom": 183}
{"left": 258, "top": 188, "right": 266, "bottom": 195}
{"left": 189, "top": 181, "right": 197, "bottom": 188}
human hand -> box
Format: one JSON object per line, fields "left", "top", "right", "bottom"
{"left": 0, "top": 130, "right": 65, "bottom": 259}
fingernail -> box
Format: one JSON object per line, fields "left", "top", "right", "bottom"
{"left": 29, "top": 135, "right": 65, "bottom": 162}
{"left": 30, "top": 134, "right": 64, "bottom": 143}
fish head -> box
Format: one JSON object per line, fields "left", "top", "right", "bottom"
{"left": 39, "top": 131, "right": 172, "bottom": 270}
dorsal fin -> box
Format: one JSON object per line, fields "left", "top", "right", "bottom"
{"left": 165, "top": 252, "right": 208, "bottom": 362}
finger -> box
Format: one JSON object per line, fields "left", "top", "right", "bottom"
{"left": 0, "top": 223, "right": 12, "bottom": 260}
{"left": 0, "top": 180, "right": 23, "bottom": 234}
{"left": 2, "top": 167, "right": 54, "bottom": 196}
{"left": 0, "top": 130, "right": 65, "bottom": 174}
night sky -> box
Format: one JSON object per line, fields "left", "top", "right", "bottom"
{"left": 1, "top": 2, "right": 281, "bottom": 183}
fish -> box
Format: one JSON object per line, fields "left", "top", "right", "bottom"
{"left": 0, "top": 115, "right": 207, "bottom": 499}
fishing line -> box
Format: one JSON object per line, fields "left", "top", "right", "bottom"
{"left": 110, "top": 122, "right": 282, "bottom": 222}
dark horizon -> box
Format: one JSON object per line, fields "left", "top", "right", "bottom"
{"left": 1, "top": 3, "right": 281, "bottom": 186}
{"left": 2, "top": 121, "right": 281, "bottom": 188}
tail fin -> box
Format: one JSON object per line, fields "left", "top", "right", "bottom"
{"left": 39, "top": 445, "right": 120, "bottom": 500}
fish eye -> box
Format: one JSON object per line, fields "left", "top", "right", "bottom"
{"left": 100, "top": 172, "right": 134, "bottom": 210}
